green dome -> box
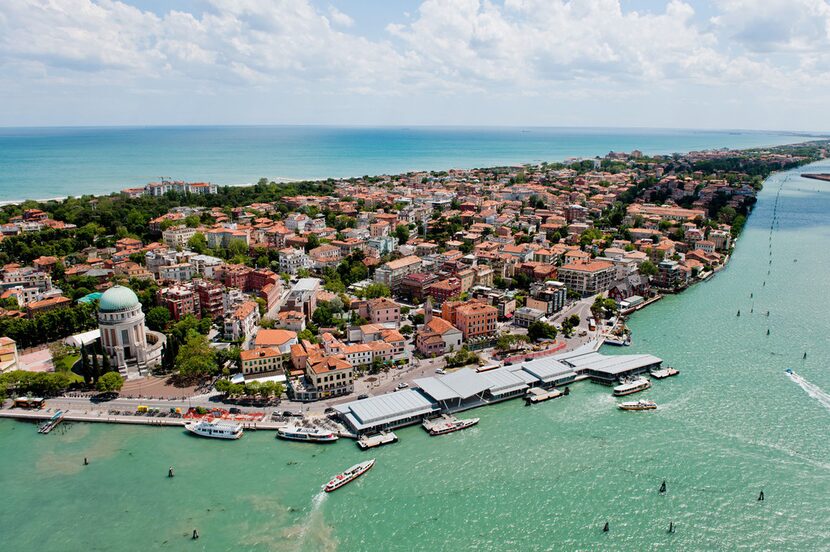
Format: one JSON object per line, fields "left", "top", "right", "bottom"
{"left": 98, "top": 285, "right": 140, "bottom": 312}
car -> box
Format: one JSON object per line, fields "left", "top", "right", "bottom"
{"left": 229, "top": 407, "right": 241, "bottom": 414}
{"left": 396, "top": 382, "right": 409, "bottom": 389}
{"left": 357, "top": 394, "right": 369, "bottom": 400}
{"left": 435, "top": 369, "right": 446, "bottom": 375}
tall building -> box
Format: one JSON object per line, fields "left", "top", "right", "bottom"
{"left": 98, "top": 285, "right": 164, "bottom": 379}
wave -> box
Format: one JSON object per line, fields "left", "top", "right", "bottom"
{"left": 786, "top": 371, "right": 830, "bottom": 412}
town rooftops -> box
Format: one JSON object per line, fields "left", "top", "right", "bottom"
{"left": 255, "top": 329, "right": 298, "bottom": 348}
{"left": 382, "top": 255, "right": 421, "bottom": 270}
{"left": 559, "top": 260, "right": 614, "bottom": 273}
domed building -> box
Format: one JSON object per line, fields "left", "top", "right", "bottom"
{"left": 98, "top": 285, "right": 164, "bottom": 379}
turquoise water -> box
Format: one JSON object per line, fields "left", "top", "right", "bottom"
{"left": 2, "top": 162, "right": 830, "bottom": 551}
{"left": 0, "top": 126, "right": 817, "bottom": 201}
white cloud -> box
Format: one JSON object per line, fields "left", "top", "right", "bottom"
{"left": 0, "top": 0, "right": 829, "bottom": 127}
{"left": 328, "top": 5, "right": 354, "bottom": 27}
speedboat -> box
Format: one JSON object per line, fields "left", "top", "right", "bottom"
{"left": 618, "top": 399, "right": 657, "bottom": 411}
{"left": 277, "top": 425, "right": 339, "bottom": 443}
{"left": 613, "top": 377, "right": 651, "bottom": 396}
{"left": 785, "top": 368, "right": 794, "bottom": 375}
{"left": 324, "top": 459, "right": 375, "bottom": 492}
{"left": 184, "top": 420, "right": 243, "bottom": 440}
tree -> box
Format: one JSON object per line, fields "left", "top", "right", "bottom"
{"left": 399, "top": 324, "right": 414, "bottom": 336}
{"left": 146, "top": 306, "right": 171, "bottom": 332}
{"left": 394, "top": 224, "right": 410, "bottom": 245}
{"left": 363, "top": 283, "right": 391, "bottom": 299}
{"left": 187, "top": 232, "right": 208, "bottom": 254}
{"left": 91, "top": 347, "right": 100, "bottom": 384}
{"left": 80, "top": 344, "right": 91, "bottom": 384}
{"left": 175, "top": 331, "right": 218, "bottom": 380}
{"left": 96, "top": 371, "right": 124, "bottom": 393}
{"left": 640, "top": 259, "right": 658, "bottom": 277}
{"left": 527, "top": 321, "right": 558, "bottom": 342}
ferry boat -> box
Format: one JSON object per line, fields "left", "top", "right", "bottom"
{"left": 650, "top": 366, "right": 680, "bottom": 379}
{"left": 324, "top": 459, "right": 375, "bottom": 492}
{"left": 424, "top": 417, "right": 480, "bottom": 436}
{"left": 184, "top": 420, "right": 243, "bottom": 440}
{"left": 612, "top": 377, "right": 652, "bottom": 396}
{"left": 276, "top": 426, "right": 339, "bottom": 443}
{"left": 618, "top": 399, "right": 657, "bottom": 411}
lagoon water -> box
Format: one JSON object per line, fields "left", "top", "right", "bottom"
{"left": 1, "top": 147, "right": 830, "bottom": 551}
{"left": 0, "top": 126, "right": 816, "bottom": 202}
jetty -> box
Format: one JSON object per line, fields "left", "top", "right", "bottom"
{"left": 37, "top": 410, "right": 65, "bottom": 434}
{"left": 524, "top": 387, "right": 563, "bottom": 404}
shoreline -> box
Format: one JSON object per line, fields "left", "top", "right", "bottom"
{"left": 0, "top": 135, "right": 824, "bottom": 205}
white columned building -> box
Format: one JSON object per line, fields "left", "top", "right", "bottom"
{"left": 97, "top": 285, "right": 164, "bottom": 379}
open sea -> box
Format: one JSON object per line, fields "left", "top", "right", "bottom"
{"left": 0, "top": 130, "right": 829, "bottom": 550}
{"left": 0, "top": 126, "right": 820, "bottom": 202}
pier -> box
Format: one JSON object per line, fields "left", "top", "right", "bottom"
{"left": 357, "top": 432, "right": 398, "bottom": 450}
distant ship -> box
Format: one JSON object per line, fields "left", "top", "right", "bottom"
{"left": 185, "top": 420, "right": 243, "bottom": 440}
{"left": 324, "top": 459, "right": 375, "bottom": 492}
{"left": 277, "top": 426, "right": 339, "bottom": 443}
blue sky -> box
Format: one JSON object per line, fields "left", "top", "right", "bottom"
{"left": 1, "top": 0, "right": 829, "bottom": 130}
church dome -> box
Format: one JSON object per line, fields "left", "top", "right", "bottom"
{"left": 98, "top": 285, "right": 140, "bottom": 312}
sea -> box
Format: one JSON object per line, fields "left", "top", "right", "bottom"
{"left": 1, "top": 130, "right": 830, "bottom": 551}
{"left": 0, "top": 126, "right": 821, "bottom": 202}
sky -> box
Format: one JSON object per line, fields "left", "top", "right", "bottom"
{"left": 1, "top": 0, "right": 829, "bottom": 130}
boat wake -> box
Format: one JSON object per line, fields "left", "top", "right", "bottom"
{"left": 278, "top": 491, "right": 336, "bottom": 552}
{"left": 786, "top": 371, "right": 830, "bottom": 412}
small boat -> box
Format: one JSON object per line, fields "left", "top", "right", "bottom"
{"left": 424, "top": 417, "right": 480, "bottom": 436}
{"left": 184, "top": 420, "right": 243, "bottom": 440}
{"left": 785, "top": 368, "right": 794, "bottom": 375}
{"left": 277, "top": 425, "right": 339, "bottom": 443}
{"left": 603, "top": 335, "right": 631, "bottom": 346}
{"left": 650, "top": 367, "right": 680, "bottom": 379}
{"left": 324, "top": 459, "right": 375, "bottom": 492}
{"left": 613, "top": 377, "right": 652, "bottom": 396}
{"left": 618, "top": 399, "right": 657, "bottom": 411}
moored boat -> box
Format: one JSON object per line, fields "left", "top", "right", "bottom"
{"left": 613, "top": 377, "right": 651, "bottom": 396}
{"left": 650, "top": 367, "right": 680, "bottom": 379}
{"left": 618, "top": 399, "right": 657, "bottom": 411}
{"left": 277, "top": 425, "right": 339, "bottom": 443}
{"left": 603, "top": 335, "right": 631, "bottom": 346}
{"left": 423, "top": 417, "right": 480, "bottom": 436}
{"left": 184, "top": 419, "right": 243, "bottom": 440}
{"left": 324, "top": 459, "right": 375, "bottom": 492}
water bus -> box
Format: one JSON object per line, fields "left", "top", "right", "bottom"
{"left": 276, "top": 426, "right": 339, "bottom": 443}
{"left": 184, "top": 420, "right": 244, "bottom": 440}
{"left": 423, "top": 416, "right": 480, "bottom": 436}
{"left": 618, "top": 399, "right": 657, "bottom": 411}
{"left": 613, "top": 378, "right": 652, "bottom": 397}
{"left": 324, "top": 459, "right": 375, "bottom": 492}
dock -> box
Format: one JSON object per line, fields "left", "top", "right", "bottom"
{"left": 37, "top": 410, "right": 65, "bottom": 434}
{"left": 524, "top": 387, "right": 563, "bottom": 404}
{"left": 357, "top": 431, "right": 398, "bottom": 450}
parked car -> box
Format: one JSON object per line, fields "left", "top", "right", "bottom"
{"left": 357, "top": 394, "right": 369, "bottom": 400}
{"left": 396, "top": 382, "right": 409, "bottom": 389}
{"left": 435, "top": 369, "right": 446, "bottom": 375}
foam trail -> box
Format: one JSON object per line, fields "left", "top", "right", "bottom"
{"left": 786, "top": 371, "right": 830, "bottom": 412}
